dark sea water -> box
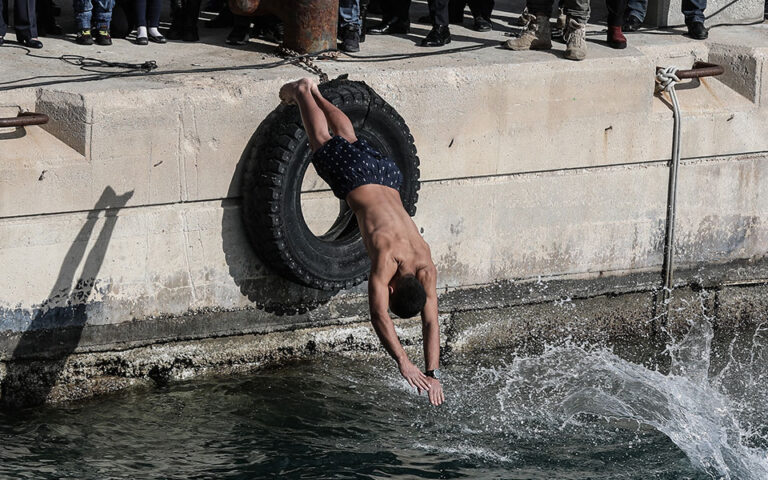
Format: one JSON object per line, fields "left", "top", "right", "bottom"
{"left": 1, "top": 308, "right": 767, "bottom": 479}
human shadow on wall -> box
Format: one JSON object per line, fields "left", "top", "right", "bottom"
{"left": 221, "top": 121, "right": 336, "bottom": 316}
{"left": 0, "top": 186, "right": 134, "bottom": 409}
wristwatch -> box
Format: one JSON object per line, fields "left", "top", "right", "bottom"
{"left": 425, "top": 369, "right": 441, "bottom": 380}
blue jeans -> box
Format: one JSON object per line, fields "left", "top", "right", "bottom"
{"left": 681, "top": 0, "right": 706, "bottom": 23}
{"left": 626, "top": 0, "right": 705, "bottom": 22}
{"left": 339, "top": 0, "right": 360, "bottom": 28}
{"left": 625, "top": 0, "right": 647, "bottom": 21}
{"left": 74, "top": 0, "right": 114, "bottom": 30}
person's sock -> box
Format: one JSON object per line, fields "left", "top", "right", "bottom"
{"left": 137, "top": 26, "right": 148, "bottom": 38}
{"left": 148, "top": 27, "right": 161, "bottom": 37}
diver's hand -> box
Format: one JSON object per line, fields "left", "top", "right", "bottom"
{"left": 399, "top": 360, "right": 430, "bottom": 392}
{"left": 422, "top": 377, "right": 444, "bottom": 406}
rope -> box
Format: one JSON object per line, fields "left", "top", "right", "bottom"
{"left": 655, "top": 66, "right": 680, "bottom": 93}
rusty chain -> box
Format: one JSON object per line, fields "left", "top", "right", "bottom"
{"left": 278, "top": 45, "right": 338, "bottom": 84}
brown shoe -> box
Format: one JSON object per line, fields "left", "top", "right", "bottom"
{"left": 504, "top": 14, "right": 551, "bottom": 51}
{"left": 564, "top": 18, "right": 587, "bottom": 60}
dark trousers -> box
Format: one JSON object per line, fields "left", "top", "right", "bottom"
{"left": 605, "top": 0, "right": 626, "bottom": 26}
{"left": 450, "top": 0, "right": 494, "bottom": 21}
{"left": 0, "top": 0, "right": 37, "bottom": 37}
{"left": 135, "top": 0, "right": 160, "bottom": 27}
{"left": 681, "top": 0, "right": 705, "bottom": 22}
{"left": 528, "top": 0, "right": 589, "bottom": 23}
{"left": 380, "top": 0, "right": 410, "bottom": 20}
{"left": 170, "top": 0, "right": 200, "bottom": 30}
{"left": 427, "top": 0, "right": 449, "bottom": 25}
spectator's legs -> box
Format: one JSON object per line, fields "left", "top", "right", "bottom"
{"left": 625, "top": 0, "right": 646, "bottom": 21}
{"left": 0, "top": 0, "right": 7, "bottom": 38}
{"left": 468, "top": 0, "right": 493, "bottom": 20}
{"left": 91, "top": 0, "right": 114, "bottom": 29}
{"left": 13, "top": 0, "right": 38, "bottom": 38}
{"left": 147, "top": 0, "right": 160, "bottom": 27}
{"left": 563, "top": 0, "right": 588, "bottom": 23}
{"left": 368, "top": 0, "right": 410, "bottom": 34}
{"left": 606, "top": 0, "right": 627, "bottom": 48}
{"left": 681, "top": 0, "right": 705, "bottom": 23}
{"left": 606, "top": 0, "right": 626, "bottom": 26}
{"left": 109, "top": 0, "right": 131, "bottom": 37}
{"left": 526, "top": 0, "right": 553, "bottom": 18}
{"left": 562, "top": 0, "right": 588, "bottom": 60}
{"left": 134, "top": 0, "right": 147, "bottom": 27}
{"left": 449, "top": 0, "right": 466, "bottom": 23}
{"left": 225, "top": 12, "right": 248, "bottom": 44}
{"left": 428, "top": 0, "right": 450, "bottom": 25}
{"left": 339, "top": 0, "right": 361, "bottom": 29}
{"left": 182, "top": 0, "right": 201, "bottom": 40}
{"left": 339, "top": 0, "right": 361, "bottom": 51}
{"left": 73, "top": 0, "right": 93, "bottom": 30}
{"left": 393, "top": 0, "right": 411, "bottom": 20}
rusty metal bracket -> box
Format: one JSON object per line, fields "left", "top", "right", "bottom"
{"left": 674, "top": 61, "right": 725, "bottom": 80}
{"left": 0, "top": 112, "right": 50, "bottom": 128}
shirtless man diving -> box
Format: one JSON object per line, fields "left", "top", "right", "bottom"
{"left": 280, "top": 78, "right": 445, "bottom": 406}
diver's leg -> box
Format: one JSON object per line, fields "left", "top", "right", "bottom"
{"left": 280, "top": 78, "right": 332, "bottom": 152}
{"left": 310, "top": 83, "right": 358, "bottom": 144}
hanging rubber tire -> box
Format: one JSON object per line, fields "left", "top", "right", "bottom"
{"left": 241, "top": 78, "right": 420, "bottom": 291}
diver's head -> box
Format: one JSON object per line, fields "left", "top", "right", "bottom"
{"left": 388, "top": 273, "right": 427, "bottom": 318}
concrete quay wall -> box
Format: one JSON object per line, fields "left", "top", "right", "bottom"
{"left": 1, "top": 27, "right": 768, "bottom": 403}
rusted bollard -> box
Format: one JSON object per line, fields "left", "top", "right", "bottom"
{"left": 229, "top": 0, "right": 339, "bottom": 54}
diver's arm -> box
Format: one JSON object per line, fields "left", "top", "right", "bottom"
{"left": 419, "top": 264, "right": 444, "bottom": 406}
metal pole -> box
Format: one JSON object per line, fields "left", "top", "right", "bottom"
{"left": 661, "top": 85, "right": 681, "bottom": 308}
{"left": 655, "top": 62, "right": 724, "bottom": 316}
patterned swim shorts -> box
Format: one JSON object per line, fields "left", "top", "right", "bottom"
{"left": 312, "top": 136, "right": 403, "bottom": 200}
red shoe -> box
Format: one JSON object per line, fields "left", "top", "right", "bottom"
{"left": 607, "top": 25, "right": 627, "bottom": 49}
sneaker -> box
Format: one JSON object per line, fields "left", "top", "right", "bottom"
{"left": 686, "top": 21, "right": 708, "bottom": 40}
{"left": 623, "top": 15, "right": 642, "bottom": 32}
{"left": 76, "top": 29, "right": 93, "bottom": 45}
{"left": 339, "top": 24, "right": 360, "bottom": 52}
{"left": 93, "top": 28, "right": 112, "bottom": 45}
{"left": 564, "top": 18, "right": 587, "bottom": 60}
{"left": 504, "top": 14, "right": 551, "bottom": 50}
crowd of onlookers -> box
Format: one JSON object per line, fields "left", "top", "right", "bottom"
{"left": 1, "top": 0, "right": 767, "bottom": 60}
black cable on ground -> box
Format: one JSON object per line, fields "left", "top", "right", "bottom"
{"left": 0, "top": 45, "right": 339, "bottom": 91}
{"left": 0, "top": 43, "right": 499, "bottom": 91}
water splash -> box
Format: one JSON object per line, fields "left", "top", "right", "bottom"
{"left": 457, "top": 300, "right": 768, "bottom": 479}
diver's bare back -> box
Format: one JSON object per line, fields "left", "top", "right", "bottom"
{"left": 347, "top": 184, "right": 432, "bottom": 269}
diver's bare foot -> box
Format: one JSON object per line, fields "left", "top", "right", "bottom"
{"left": 279, "top": 77, "right": 314, "bottom": 105}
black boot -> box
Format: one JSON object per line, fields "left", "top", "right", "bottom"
{"left": 686, "top": 20, "right": 707, "bottom": 40}
{"left": 368, "top": 16, "right": 409, "bottom": 34}
{"left": 421, "top": 24, "right": 450, "bottom": 46}
{"left": 339, "top": 24, "right": 360, "bottom": 52}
